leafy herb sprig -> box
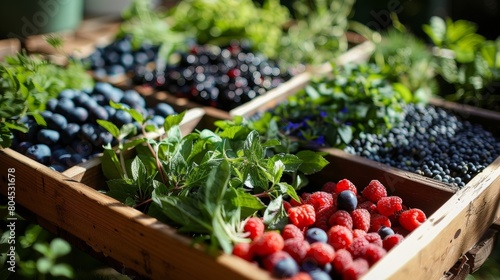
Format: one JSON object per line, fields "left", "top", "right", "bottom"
{"left": 98, "top": 106, "right": 328, "bottom": 253}
{"left": 228, "top": 63, "right": 412, "bottom": 149}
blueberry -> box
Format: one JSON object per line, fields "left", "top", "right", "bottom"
{"left": 378, "top": 226, "right": 395, "bottom": 240}
{"left": 89, "top": 106, "right": 109, "bottom": 122}
{"left": 80, "top": 124, "right": 101, "bottom": 145}
{"left": 51, "top": 148, "right": 71, "bottom": 164}
{"left": 134, "top": 52, "right": 149, "bottom": 65}
{"left": 121, "top": 90, "right": 145, "bottom": 108}
{"left": 154, "top": 103, "right": 175, "bottom": 117}
{"left": 97, "top": 131, "right": 114, "bottom": 146}
{"left": 37, "top": 129, "right": 60, "bottom": 145}
{"left": 73, "top": 93, "right": 91, "bottom": 107}
{"left": 273, "top": 257, "right": 299, "bottom": 278}
{"left": 301, "top": 258, "right": 319, "bottom": 272}
{"left": 17, "top": 120, "right": 39, "bottom": 141}
{"left": 305, "top": 228, "right": 328, "bottom": 244}
{"left": 46, "top": 113, "right": 68, "bottom": 131}
{"left": 49, "top": 164, "right": 66, "bottom": 172}
{"left": 106, "top": 65, "right": 126, "bottom": 76}
{"left": 91, "top": 94, "right": 108, "bottom": 106}
{"left": 337, "top": 190, "right": 357, "bottom": 212}
{"left": 25, "top": 144, "right": 51, "bottom": 164}
{"left": 71, "top": 140, "right": 93, "bottom": 157}
{"left": 16, "top": 141, "right": 33, "bottom": 154}
{"left": 151, "top": 115, "right": 165, "bottom": 127}
{"left": 120, "top": 53, "right": 135, "bottom": 69}
{"left": 103, "top": 105, "right": 117, "bottom": 117}
{"left": 60, "top": 123, "right": 81, "bottom": 144}
{"left": 309, "top": 269, "right": 332, "bottom": 280}
{"left": 40, "top": 111, "right": 53, "bottom": 119}
{"left": 55, "top": 97, "right": 75, "bottom": 115}
{"left": 60, "top": 153, "right": 84, "bottom": 167}
{"left": 105, "top": 88, "right": 124, "bottom": 103}
{"left": 111, "top": 110, "right": 133, "bottom": 126}
{"left": 58, "top": 89, "right": 77, "bottom": 99}
{"left": 46, "top": 98, "right": 58, "bottom": 111}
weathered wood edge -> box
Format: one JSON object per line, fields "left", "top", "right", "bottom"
{"left": 0, "top": 148, "right": 273, "bottom": 280}
{"left": 361, "top": 156, "right": 500, "bottom": 280}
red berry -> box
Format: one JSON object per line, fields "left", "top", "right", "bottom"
{"left": 343, "top": 258, "right": 369, "bottom": 280}
{"left": 327, "top": 225, "right": 353, "bottom": 250}
{"left": 243, "top": 217, "right": 265, "bottom": 240}
{"left": 383, "top": 233, "right": 404, "bottom": 251}
{"left": 358, "top": 200, "right": 377, "bottom": 214}
{"left": 377, "top": 196, "right": 403, "bottom": 217}
{"left": 321, "top": 181, "right": 336, "bottom": 193}
{"left": 370, "top": 214, "right": 391, "bottom": 232}
{"left": 288, "top": 204, "right": 316, "bottom": 229}
{"left": 335, "top": 179, "right": 358, "bottom": 195}
{"left": 283, "top": 238, "right": 310, "bottom": 263}
{"left": 289, "top": 272, "right": 313, "bottom": 280}
{"left": 315, "top": 206, "right": 336, "bottom": 232}
{"left": 232, "top": 242, "right": 254, "bottom": 261}
{"left": 361, "top": 243, "right": 387, "bottom": 266}
{"left": 307, "top": 191, "right": 334, "bottom": 211}
{"left": 284, "top": 200, "right": 293, "bottom": 212}
{"left": 362, "top": 180, "right": 387, "bottom": 203}
{"left": 364, "top": 232, "right": 383, "bottom": 247}
{"left": 347, "top": 237, "right": 369, "bottom": 258}
{"left": 352, "top": 229, "right": 367, "bottom": 239}
{"left": 282, "top": 224, "right": 304, "bottom": 241}
{"left": 351, "top": 208, "right": 370, "bottom": 232}
{"left": 290, "top": 196, "right": 305, "bottom": 207}
{"left": 305, "top": 242, "right": 335, "bottom": 266}
{"left": 399, "top": 208, "right": 426, "bottom": 232}
{"left": 328, "top": 210, "right": 353, "bottom": 229}
{"left": 251, "top": 231, "right": 285, "bottom": 257}
{"left": 331, "top": 248, "right": 353, "bottom": 274}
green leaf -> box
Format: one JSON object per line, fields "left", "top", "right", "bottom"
{"left": 123, "top": 138, "right": 147, "bottom": 151}
{"left": 101, "top": 146, "right": 124, "bottom": 180}
{"left": 337, "top": 125, "right": 353, "bottom": 144}
{"left": 218, "top": 125, "right": 252, "bottom": 140}
{"left": 119, "top": 123, "right": 138, "bottom": 139}
{"left": 3, "top": 121, "right": 28, "bottom": 133}
{"left": 243, "top": 130, "right": 263, "bottom": 160}
{"left": 0, "top": 124, "right": 14, "bottom": 148}
{"left": 33, "top": 243, "right": 50, "bottom": 256}
{"left": 392, "top": 83, "right": 413, "bottom": 103}
{"left": 423, "top": 16, "right": 446, "bottom": 46}
{"left": 204, "top": 159, "right": 230, "bottom": 213}
{"left": 270, "top": 154, "right": 302, "bottom": 172}
{"left": 152, "top": 194, "right": 211, "bottom": 232}
{"left": 36, "top": 257, "right": 53, "bottom": 274}
{"left": 32, "top": 113, "right": 47, "bottom": 127}
{"left": 49, "top": 238, "right": 71, "bottom": 257}
{"left": 164, "top": 111, "right": 186, "bottom": 132}
{"left": 50, "top": 263, "right": 74, "bottom": 278}
{"left": 97, "top": 120, "right": 120, "bottom": 139}
{"left": 296, "top": 150, "right": 329, "bottom": 175}
{"left": 278, "top": 182, "right": 300, "bottom": 202}
{"left": 106, "top": 178, "right": 137, "bottom": 203}
{"left": 233, "top": 189, "right": 265, "bottom": 212}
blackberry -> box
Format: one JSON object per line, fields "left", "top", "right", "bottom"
{"left": 344, "top": 103, "right": 500, "bottom": 187}
{"left": 133, "top": 42, "right": 291, "bottom": 111}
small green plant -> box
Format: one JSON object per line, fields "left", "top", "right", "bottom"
{"left": 98, "top": 105, "right": 328, "bottom": 254}
{"left": 424, "top": 16, "right": 500, "bottom": 111}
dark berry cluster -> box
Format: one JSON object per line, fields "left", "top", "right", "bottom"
{"left": 232, "top": 179, "right": 424, "bottom": 279}
{"left": 12, "top": 82, "right": 176, "bottom": 172}
{"left": 344, "top": 103, "right": 500, "bottom": 188}
{"left": 134, "top": 42, "right": 292, "bottom": 111}
{"left": 84, "top": 35, "right": 159, "bottom": 78}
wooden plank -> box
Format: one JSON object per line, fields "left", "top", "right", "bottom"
{"left": 361, "top": 156, "right": 500, "bottom": 280}
{"left": 0, "top": 149, "right": 272, "bottom": 280}
{"left": 0, "top": 38, "right": 20, "bottom": 60}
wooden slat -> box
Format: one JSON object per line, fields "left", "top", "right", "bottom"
{"left": 0, "top": 149, "right": 272, "bottom": 280}
{"left": 361, "top": 156, "right": 500, "bottom": 280}
{"left": 0, "top": 38, "right": 20, "bottom": 60}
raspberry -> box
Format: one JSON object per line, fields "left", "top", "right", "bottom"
{"left": 328, "top": 210, "right": 353, "bottom": 229}
{"left": 364, "top": 232, "right": 383, "bottom": 247}
{"left": 327, "top": 225, "right": 353, "bottom": 250}
{"left": 348, "top": 237, "right": 369, "bottom": 258}
{"left": 343, "top": 258, "right": 369, "bottom": 280}
{"left": 315, "top": 206, "right": 336, "bottom": 232}
{"left": 370, "top": 214, "right": 391, "bottom": 232}
{"left": 282, "top": 224, "right": 304, "bottom": 241}
{"left": 251, "top": 231, "right": 285, "bottom": 257}
{"left": 283, "top": 238, "right": 310, "bottom": 263}
{"left": 283, "top": 200, "right": 293, "bottom": 212}
{"left": 232, "top": 242, "right": 253, "bottom": 261}
{"left": 321, "top": 181, "right": 336, "bottom": 193}
{"left": 362, "top": 180, "right": 387, "bottom": 203}
{"left": 361, "top": 243, "right": 387, "bottom": 266}
{"left": 399, "top": 208, "right": 426, "bottom": 232}
{"left": 383, "top": 233, "right": 404, "bottom": 251}
{"left": 351, "top": 208, "right": 370, "bottom": 232}
{"left": 263, "top": 250, "right": 291, "bottom": 272}
{"left": 335, "top": 178, "right": 358, "bottom": 195}
{"left": 331, "top": 248, "right": 353, "bottom": 274}
{"left": 352, "top": 229, "right": 367, "bottom": 239}
{"left": 288, "top": 204, "right": 316, "bottom": 228}
{"left": 301, "top": 192, "right": 312, "bottom": 201}
{"left": 305, "top": 242, "right": 335, "bottom": 266}
{"left": 358, "top": 200, "right": 377, "bottom": 214}
{"left": 306, "top": 191, "right": 334, "bottom": 211}
{"left": 290, "top": 196, "right": 305, "bottom": 207}
{"left": 243, "top": 217, "right": 264, "bottom": 240}
{"left": 377, "top": 196, "right": 403, "bottom": 217}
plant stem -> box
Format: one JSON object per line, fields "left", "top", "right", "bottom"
{"left": 142, "top": 123, "right": 167, "bottom": 184}
{"left": 135, "top": 198, "right": 153, "bottom": 209}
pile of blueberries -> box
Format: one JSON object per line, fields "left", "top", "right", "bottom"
{"left": 84, "top": 35, "right": 159, "bottom": 78}
{"left": 344, "top": 103, "right": 500, "bottom": 188}
{"left": 12, "top": 82, "right": 177, "bottom": 172}
{"left": 133, "top": 42, "right": 292, "bottom": 111}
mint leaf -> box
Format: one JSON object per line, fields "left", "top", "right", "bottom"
{"left": 101, "top": 146, "right": 124, "bottom": 180}
{"left": 296, "top": 150, "right": 329, "bottom": 175}
{"left": 97, "top": 120, "right": 120, "bottom": 139}
{"left": 106, "top": 178, "right": 137, "bottom": 203}
{"left": 164, "top": 111, "right": 186, "bottom": 132}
